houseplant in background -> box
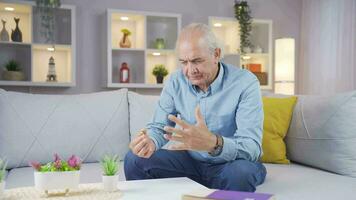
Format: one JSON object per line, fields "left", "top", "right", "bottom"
{"left": 234, "top": 0, "right": 253, "bottom": 54}
{"left": 119, "top": 28, "right": 132, "bottom": 48}
{"left": 35, "top": 0, "right": 61, "bottom": 49}
{"left": 30, "top": 154, "right": 81, "bottom": 196}
{"left": 0, "top": 158, "right": 7, "bottom": 196}
{"left": 152, "top": 64, "right": 168, "bottom": 84}
{"left": 100, "top": 154, "right": 120, "bottom": 192}
{"left": 2, "top": 60, "right": 25, "bottom": 81}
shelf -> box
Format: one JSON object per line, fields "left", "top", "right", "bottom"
{"left": 209, "top": 17, "right": 239, "bottom": 55}
{"left": 209, "top": 17, "right": 273, "bottom": 90}
{"left": 32, "top": 44, "right": 72, "bottom": 83}
{"left": 32, "top": 7, "right": 72, "bottom": 45}
{"left": 0, "top": 42, "right": 31, "bottom": 81}
{"left": 0, "top": 2, "right": 32, "bottom": 43}
{"left": 0, "top": 1, "right": 76, "bottom": 87}
{"left": 111, "top": 49, "right": 145, "bottom": 84}
{"left": 146, "top": 15, "right": 178, "bottom": 49}
{"left": 107, "top": 9, "right": 181, "bottom": 88}
{"left": 112, "top": 47, "right": 145, "bottom": 51}
{"left": 110, "top": 12, "right": 145, "bottom": 49}
{"left": 0, "top": 41, "right": 31, "bottom": 46}
{"left": 146, "top": 50, "right": 176, "bottom": 84}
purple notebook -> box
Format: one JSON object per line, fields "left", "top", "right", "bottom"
{"left": 207, "top": 190, "right": 273, "bottom": 200}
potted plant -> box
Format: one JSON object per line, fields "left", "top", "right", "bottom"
{"left": 152, "top": 64, "right": 168, "bottom": 84}
{"left": 35, "top": 0, "right": 61, "bottom": 45}
{"left": 119, "top": 28, "right": 132, "bottom": 48}
{"left": 100, "top": 154, "right": 120, "bottom": 192}
{"left": 0, "top": 158, "right": 7, "bottom": 196}
{"left": 30, "top": 154, "right": 81, "bottom": 196}
{"left": 2, "top": 60, "right": 25, "bottom": 81}
{"left": 234, "top": 0, "right": 253, "bottom": 54}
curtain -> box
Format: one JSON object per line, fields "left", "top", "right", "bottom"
{"left": 298, "top": 0, "right": 356, "bottom": 95}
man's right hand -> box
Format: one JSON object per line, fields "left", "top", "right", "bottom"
{"left": 129, "top": 129, "right": 156, "bottom": 158}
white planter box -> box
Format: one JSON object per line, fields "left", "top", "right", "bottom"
{"left": 34, "top": 171, "right": 80, "bottom": 193}
{"left": 102, "top": 175, "right": 119, "bottom": 192}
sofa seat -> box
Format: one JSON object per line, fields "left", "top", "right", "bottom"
{"left": 5, "top": 162, "right": 126, "bottom": 189}
{"left": 258, "top": 163, "right": 355, "bottom": 199}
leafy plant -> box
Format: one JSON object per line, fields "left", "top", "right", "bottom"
{"left": 0, "top": 158, "right": 7, "bottom": 182}
{"left": 29, "top": 154, "right": 81, "bottom": 172}
{"left": 35, "top": 0, "right": 61, "bottom": 44}
{"left": 121, "top": 28, "right": 131, "bottom": 35}
{"left": 100, "top": 154, "right": 119, "bottom": 176}
{"left": 152, "top": 64, "right": 168, "bottom": 77}
{"left": 4, "top": 60, "right": 21, "bottom": 71}
{"left": 234, "top": 0, "right": 253, "bottom": 54}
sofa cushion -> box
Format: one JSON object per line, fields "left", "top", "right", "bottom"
{"left": 128, "top": 91, "right": 160, "bottom": 140}
{"left": 258, "top": 163, "right": 356, "bottom": 200}
{"left": 285, "top": 91, "right": 356, "bottom": 177}
{"left": 0, "top": 89, "right": 130, "bottom": 169}
{"left": 260, "top": 96, "right": 297, "bottom": 164}
{"left": 5, "top": 162, "right": 126, "bottom": 189}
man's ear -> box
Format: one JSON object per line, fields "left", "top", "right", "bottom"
{"left": 214, "top": 48, "right": 221, "bottom": 61}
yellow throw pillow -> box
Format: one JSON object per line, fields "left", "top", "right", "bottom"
{"left": 260, "top": 96, "right": 297, "bottom": 164}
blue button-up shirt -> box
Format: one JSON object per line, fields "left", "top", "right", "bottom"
{"left": 147, "top": 62, "right": 263, "bottom": 163}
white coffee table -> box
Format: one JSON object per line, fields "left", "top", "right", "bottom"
{"left": 117, "top": 177, "right": 208, "bottom": 200}
{"left": 3, "top": 177, "right": 207, "bottom": 200}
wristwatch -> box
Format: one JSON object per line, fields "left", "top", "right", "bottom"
{"left": 209, "top": 134, "right": 224, "bottom": 157}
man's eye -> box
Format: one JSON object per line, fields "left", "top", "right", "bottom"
{"left": 181, "top": 61, "right": 187, "bottom": 65}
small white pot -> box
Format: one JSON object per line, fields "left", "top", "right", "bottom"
{"left": 102, "top": 175, "right": 119, "bottom": 192}
{"left": 0, "top": 181, "right": 5, "bottom": 196}
{"left": 34, "top": 171, "right": 80, "bottom": 194}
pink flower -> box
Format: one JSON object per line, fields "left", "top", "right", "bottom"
{"left": 29, "top": 161, "right": 41, "bottom": 171}
{"left": 68, "top": 155, "right": 81, "bottom": 169}
{"left": 54, "top": 153, "right": 61, "bottom": 162}
{"left": 54, "top": 160, "right": 62, "bottom": 169}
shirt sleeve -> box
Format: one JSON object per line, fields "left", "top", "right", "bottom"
{"left": 215, "top": 78, "right": 264, "bottom": 162}
{"left": 146, "top": 76, "right": 178, "bottom": 150}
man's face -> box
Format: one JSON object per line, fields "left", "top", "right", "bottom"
{"left": 178, "top": 36, "right": 220, "bottom": 90}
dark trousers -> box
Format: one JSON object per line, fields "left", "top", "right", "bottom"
{"left": 124, "top": 149, "right": 266, "bottom": 192}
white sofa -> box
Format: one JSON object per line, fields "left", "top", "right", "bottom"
{"left": 0, "top": 88, "right": 355, "bottom": 199}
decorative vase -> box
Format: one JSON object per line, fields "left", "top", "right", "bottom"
{"left": 154, "top": 38, "right": 165, "bottom": 49}
{"left": 47, "top": 56, "right": 57, "bottom": 82}
{"left": 156, "top": 75, "right": 164, "bottom": 84}
{"left": 119, "top": 33, "right": 131, "bottom": 48}
{"left": 242, "top": 46, "right": 251, "bottom": 53}
{"left": 11, "top": 18, "right": 22, "bottom": 42}
{"left": 0, "top": 19, "right": 9, "bottom": 41}
{"left": 102, "top": 175, "right": 119, "bottom": 192}
{"left": 34, "top": 171, "right": 80, "bottom": 196}
{"left": 119, "top": 62, "right": 130, "bottom": 83}
{"left": 0, "top": 181, "right": 5, "bottom": 197}
{"left": 253, "top": 45, "right": 262, "bottom": 53}
{"left": 2, "top": 71, "right": 25, "bottom": 81}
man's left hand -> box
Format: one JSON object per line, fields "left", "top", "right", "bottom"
{"left": 163, "top": 106, "right": 217, "bottom": 152}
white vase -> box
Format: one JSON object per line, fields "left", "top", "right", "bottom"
{"left": 0, "top": 181, "right": 5, "bottom": 196}
{"left": 34, "top": 171, "right": 80, "bottom": 195}
{"left": 102, "top": 175, "right": 119, "bottom": 192}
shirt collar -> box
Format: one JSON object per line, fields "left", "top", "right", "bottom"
{"left": 188, "top": 62, "right": 224, "bottom": 96}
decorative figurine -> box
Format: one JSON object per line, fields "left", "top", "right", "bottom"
{"left": 47, "top": 56, "right": 57, "bottom": 82}
{"left": 119, "top": 62, "right": 130, "bottom": 83}
{"left": 119, "top": 29, "right": 131, "bottom": 48}
{"left": 11, "top": 17, "right": 22, "bottom": 42}
{"left": 0, "top": 19, "right": 9, "bottom": 41}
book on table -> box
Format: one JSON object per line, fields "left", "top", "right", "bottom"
{"left": 182, "top": 188, "right": 275, "bottom": 200}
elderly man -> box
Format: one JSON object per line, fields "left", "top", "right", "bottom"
{"left": 124, "top": 23, "right": 266, "bottom": 192}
